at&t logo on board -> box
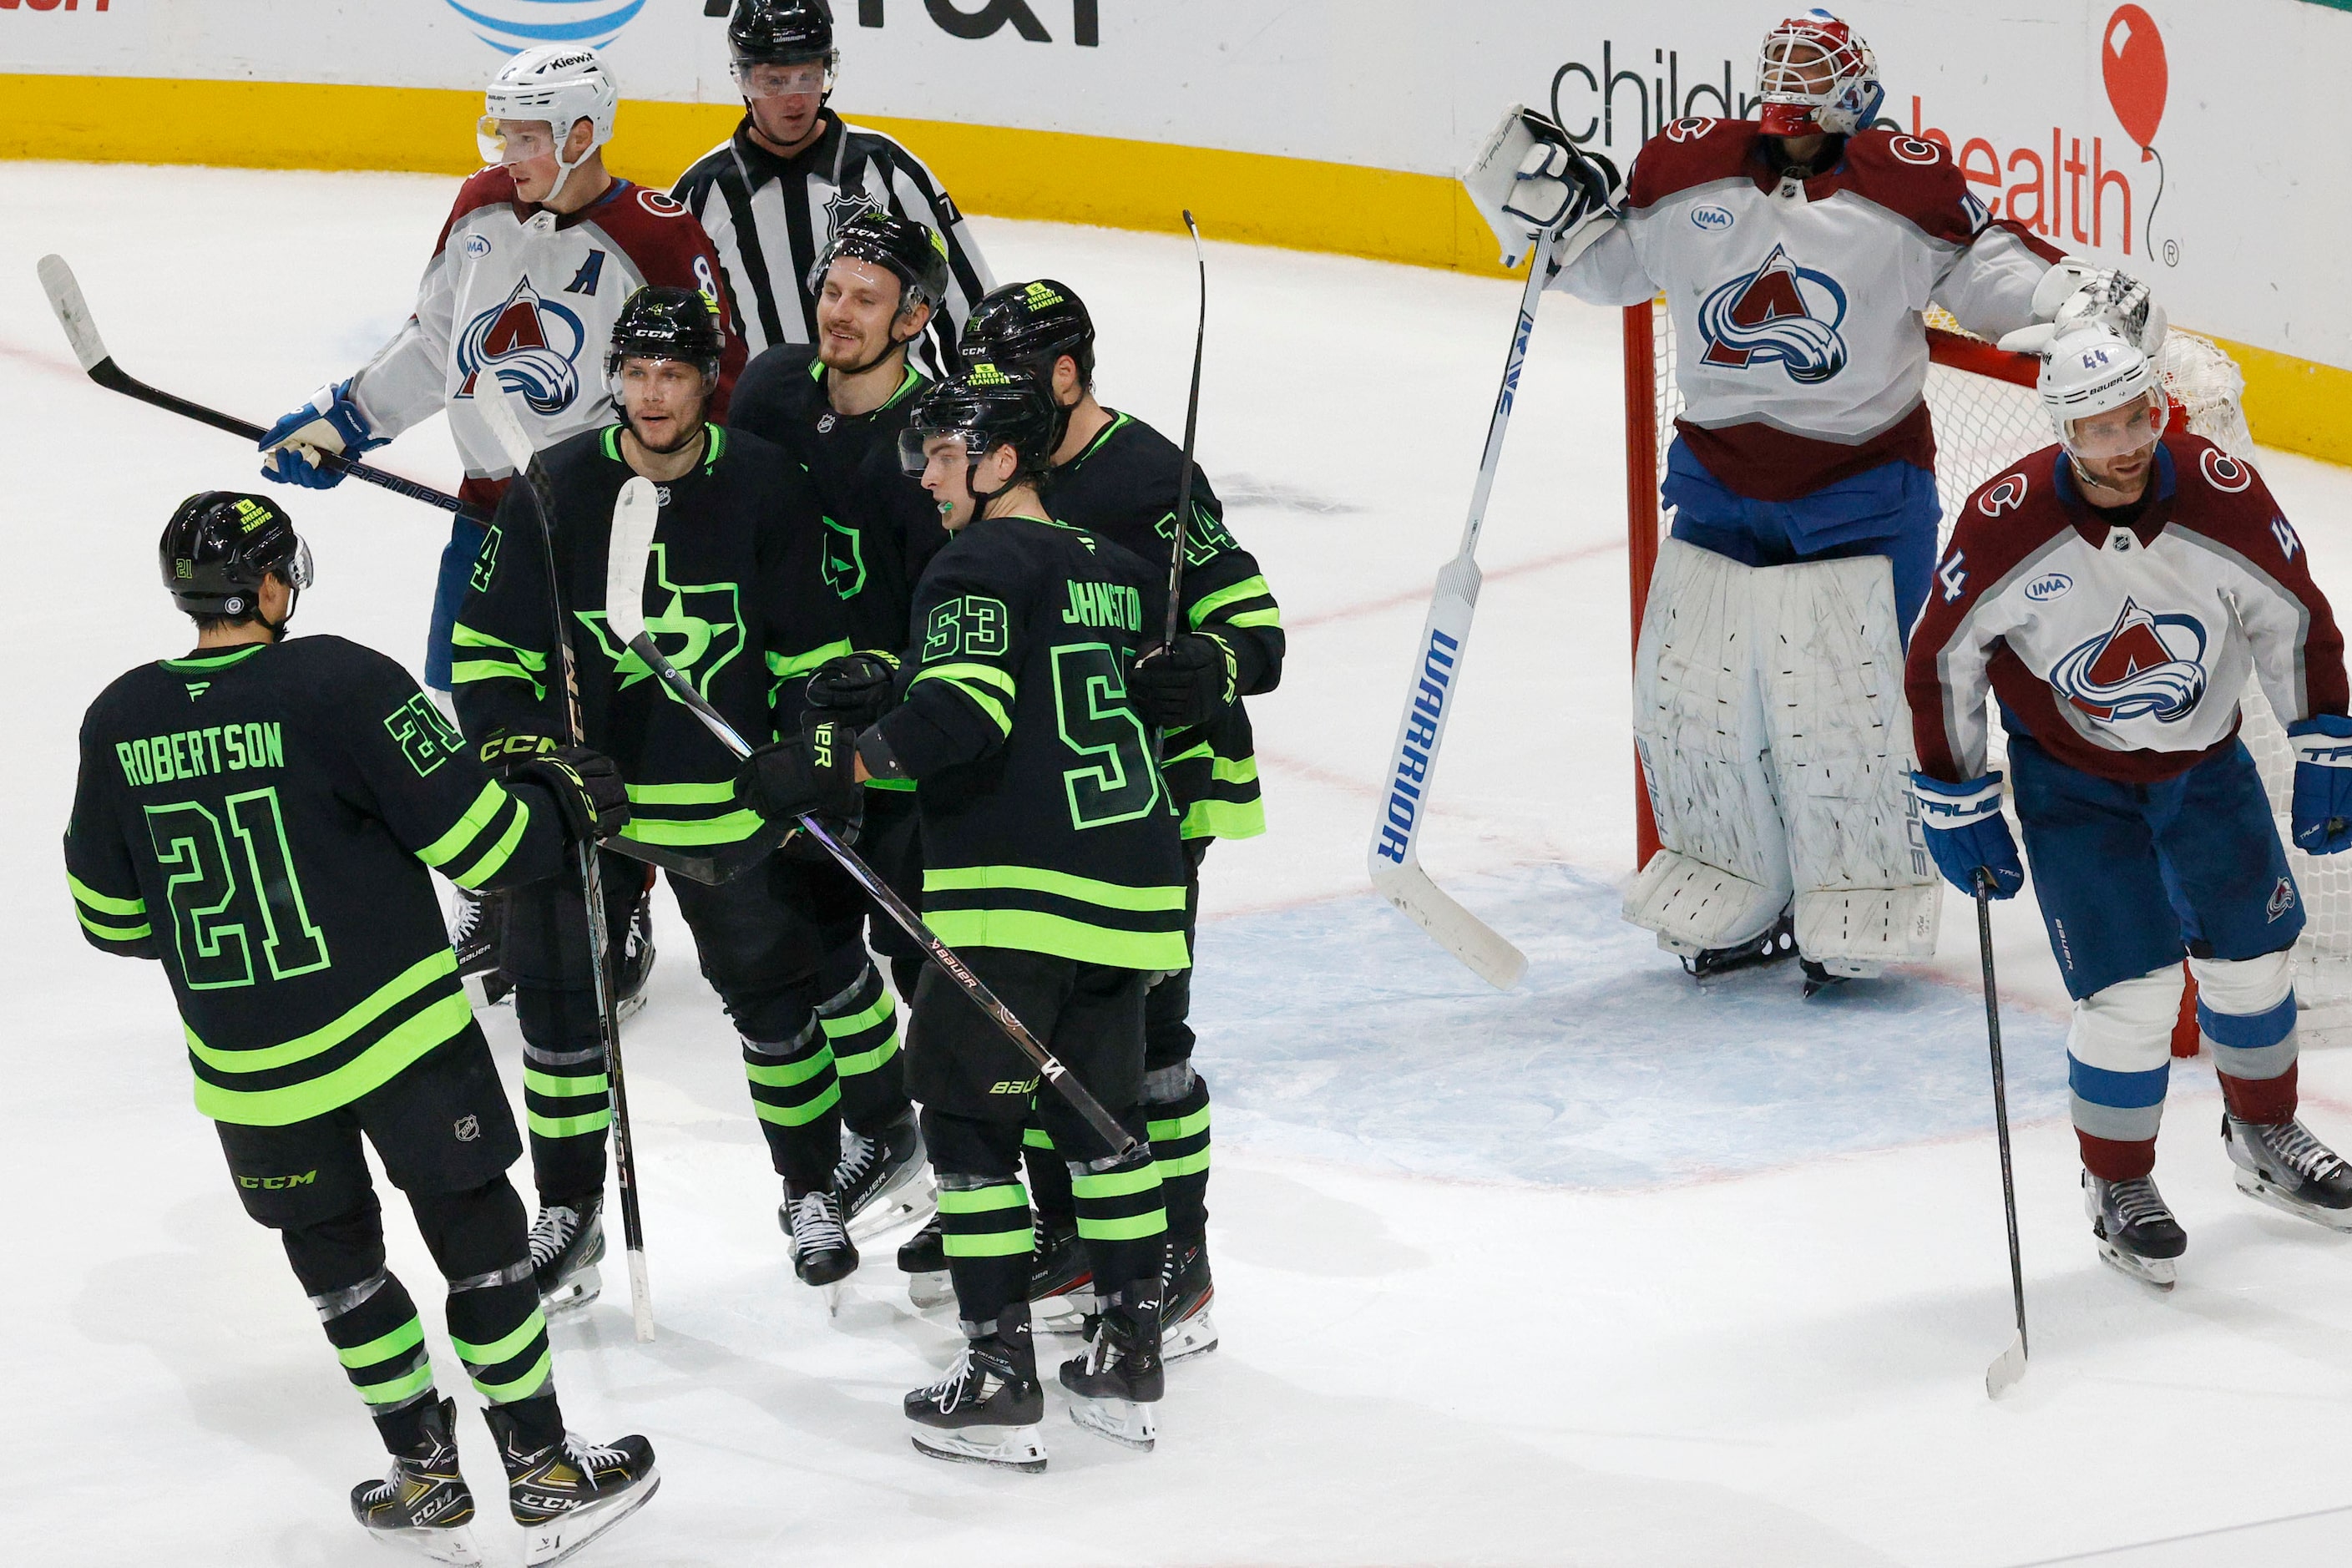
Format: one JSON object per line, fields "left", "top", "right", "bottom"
{"left": 1697, "top": 245, "right": 1849, "bottom": 384}
{"left": 444, "top": 0, "right": 647, "bottom": 53}
{"left": 457, "top": 277, "right": 586, "bottom": 415}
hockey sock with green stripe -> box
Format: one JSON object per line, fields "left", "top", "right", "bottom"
{"left": 1143, "top": 1063, "right": 1211, "bottom": 1238}
{"left": 1070, "top": 1145, "right": 1167, "bottom": 1291}
{"left": 938, "top": 1175, "right": 1035, "bottom": 1328}
{"left": 819, "top": 961, "right": 909, "bottom": 1132}
{"left": 743, "top": 1017, "right": 840, "bottom": 1188}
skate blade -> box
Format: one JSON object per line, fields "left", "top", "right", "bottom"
{"left": 849, "top": 1185, "right": 935, "bottom": 1244}
{"left": 1985, "top": 1336, "right": 2028, "bottom": 1400}
{"left": 614, "top": 992, "right": 649, "bottom": 1026}
{"left": 540, "top": 1266, "right": 603, "bottom": 1317}
{"left": 906, "top": 1269, "right": 953, "bottom": 1310}
{"left": 910, "top": 1423, "right": 1048, "bottom": 1473}
{"left": 2095, "top": 1240, "right": 2177, "bottom": 1291}
{"left": 524, "top": 1468, "right": 659, "bottom": 1568}
{"left": 1067, "top": 1393, "right": 1157, "bottom": 1451}
{"left": 2233, "top": 1168, "right": 2352, "bottom": 1232}
{"left": 369, "top": 1522, "right": 484, "bottom": 1566}
{"left": 1163, "top": 1308, "right": 1219, "bottom": 1364}
{"left": 1034, "top": 1287, "right": 1097, "bottom": 1336}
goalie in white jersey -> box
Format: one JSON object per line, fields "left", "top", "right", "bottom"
{"left": 1473, "top": 9, "right": 2166, "bottom": 990}
{"left": 1907, "top": 323, "right": 2352, "bottom": 1287}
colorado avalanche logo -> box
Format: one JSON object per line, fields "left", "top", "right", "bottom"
{"left": 456, "top": 276, "right": 587, "bottom": 415}
{"left": 1697, "top": 245, "right": 1849, "bottom": 384}
{"left": 2050, "top": 597, "right": 2209, "bottom": 723}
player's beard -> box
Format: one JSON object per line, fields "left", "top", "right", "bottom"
{"left": 630, "top": 404, "right": 708, "bottom": 458}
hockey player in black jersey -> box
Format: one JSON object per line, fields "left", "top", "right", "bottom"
{"left": 66, "top": 493, "right": 655, "bottom": 1565}
{"left": 739, "top": 366, "right": 1185, "bottom": 1467}
{"left": 675, "top": 0, "right": 993, "bottom": 373}
{"left": 923, "top": 279, "right": 1287, "bottom": 1360}
{"left": 452, "top": 286, "right": 916, "bottom": 1298}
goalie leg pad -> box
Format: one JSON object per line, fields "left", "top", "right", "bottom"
{"left": 1759, "top": 553, "right": 1941, "bottom": 966}
{"left": 1627, "top": 539, "right": 1792, "bottom": 951}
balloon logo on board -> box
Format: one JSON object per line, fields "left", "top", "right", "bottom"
{"left": 2102, "top": 5, "right": 2173, "bottom": 264}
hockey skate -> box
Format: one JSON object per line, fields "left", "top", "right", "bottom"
{"left": 1677, "top": 906, "right": 1796, "bottom": 981}
{"left": 906, "top": 1301, "right": 1048, "bottom": 1473}
{"left": 838, "top": 1109, "right": 933, "bottom": 1242}
{"left": 780, "top": 1185, "right": 858, "bottom": 1303}
{"left": 2084, "top": 1171, "right": 2187, "bottom": 1289}
{"left": 1029, "top": 1216, "right": 1096, "bottom": 1335}
{"left": 898, "top": 1212, "right": 953, "bottom": 1310}
{"left": 449, "top": 887, "right": 509, "bottom": 1009}
{"left": 529, "top": 1199, "right": 604, "bottom": 1315}
{"left": 1161, "top": 1231, "right": 1219, "bottom": 1363}
{"left": 614, "top": 886, "right": 655, "bottom": 1024}
{"left": 2223, "top": 1112, "right": 2352, "bottom": 1231}
{"left": 351, "top": 1396, "right": 483, "bottom": 1565}
{"left": 1060, "top": 1277, "right": 1165, "bottom": 1450}
{"left": 481, "top": 1404, "right": 658, "bottom": 1568}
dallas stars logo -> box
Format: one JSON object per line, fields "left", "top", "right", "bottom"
{"left": 577, "top": 543, "right": 742, "bottom": 700}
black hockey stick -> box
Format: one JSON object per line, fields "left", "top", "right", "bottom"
{"left": 35, "top": 255, "right": 492, "bottom": 524}
{"left": 1978, "top": 872, "right": 2029, "bottom": 1399}
{"left": 605, "top": 478, "right": 1143, "bottom": 1158}
{"left": 477, "top": 391, "right": 656, "bottom": 1343}
{"left": 1159, "top": 210, "right": 1208, "bottom": 652}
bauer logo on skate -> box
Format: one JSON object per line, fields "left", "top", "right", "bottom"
{"left": 456, "top": 276, "right": 586, "bottom": 416}
{"left": 1697, "top": 245, "right": 1848, "bottom": 383}
{"left": 1375, "top": 628, "right": 1461, "bottom": 864}
{"left": 2050, "top": 597, "right": 2210, "bottom": 723}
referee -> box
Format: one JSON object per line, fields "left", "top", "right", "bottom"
{"left": 675, "top": 0, "right": 994, "bottom": 376}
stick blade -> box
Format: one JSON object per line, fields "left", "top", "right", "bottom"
{"left": 607, "top": 478, "right": 661, "bottom": 645}
{"left": 1985, "top": 1336, "right": 2028, "bottom": 1399}
{"left": 1369, "top": 858, "right": 1528, "bottom": 990}
{"left": 627, "top": 1249, "right": 655, "bottom": 1343}
{"left": 37, "top": 254, "right": 110, "bottom": 372}
{"left": 473, "top": 383, "right": 535, "bottom": 475}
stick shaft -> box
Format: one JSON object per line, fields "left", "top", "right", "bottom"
{"left": 1163, "top": 211, "right": 1208, "bottom": 649}
{"left": 1977, "top": 879, "right": 2028, "bottom": 1357}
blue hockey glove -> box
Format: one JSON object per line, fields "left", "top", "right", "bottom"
{"left": 259, "top": 378, "right": 385, "bottom": 488}
{"left": 1912, "top": 771, "right": 2024, "bottom": 900}
{"left": 2289, "top": 714, "right": 2352, "bottom": 855}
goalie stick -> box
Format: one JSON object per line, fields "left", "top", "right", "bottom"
{"left": 475, "top": 389, "right": 657, "bottom": 1343}
{"left": 35, "top": 255, "right": 489, "bottom": 523}
{"left": 1977, "top": 873, "right": 2030, "bottom": 1399}
{"left": 603, "top": 478, "right": 1143, "bottom": 1159}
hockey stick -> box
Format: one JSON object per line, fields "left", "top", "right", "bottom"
{"left": 604, "top": 478, "right": 1143, "bottom": 1158}
{"left": 1977, "top": 873, "right": 2029, "bottom": 1399}
{"left": 35, "top": 255, "right": 491, "bottom": 524}
{"left": 476, "top": 391, "right": 656, "bottom": 1343}
{"left": 1363, "top": 229, "right": 1570, "bottom": 990}
{"left": 1160, "top": 210, "right": 1207, "bottom": 652}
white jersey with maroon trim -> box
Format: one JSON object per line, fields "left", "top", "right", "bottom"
{"left": 1906, "top": 433, "right": 2349, "bottom": 787}
{"left": 1555, "top": 119, "right": 2062, "bottom": 501}
{"left": 346, "top": 169, "right": 748, "bottom": 510}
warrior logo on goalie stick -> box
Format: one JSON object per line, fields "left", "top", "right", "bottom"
{"left": 2050, "top": 596, "right": 2209, "bottom": 723}
{"left": 1697, "top": 245, "right": 1849, "bottom": 384}
{"left": 457, "top": 276, "right": 588, "bottom": 416}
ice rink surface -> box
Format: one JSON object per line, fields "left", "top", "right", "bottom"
{"left": 13, "top": 163, "right": 2352, "bottom": 1565}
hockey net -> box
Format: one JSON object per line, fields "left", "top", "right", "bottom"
{"left": 1623, "top": 301, "right": 2352, "bottom": 1034}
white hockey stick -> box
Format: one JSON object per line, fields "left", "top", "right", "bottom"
{"left": 1365, "top": 233, "right": 1569, "bottom": 989}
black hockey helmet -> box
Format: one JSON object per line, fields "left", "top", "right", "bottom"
{"left": 730, "top": 0, "right": 837, "bottom": 68}
{"left": 898, "top": 361, "right": 1065, "bottom": 493}
{"left": 604, "top": 285, "right": 728, "bottom": 387}
{"left": 159, "top": 491, "right": 313, "bottom": 627}
{"left": 960, "top": 280, "right": 1095, "bottom": 393}
{"left": 807, "top": 208, "right": 952, "bottom": 315}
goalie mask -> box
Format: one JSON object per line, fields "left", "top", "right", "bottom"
{"left": 1756, "top": 10, "right": 1884, "bottom": 138}
{"left": 2037, "top": 325, "right": 2169, "bottom": 473}
{"left": 160, "top": 491, "right": 314, "bottom": 635}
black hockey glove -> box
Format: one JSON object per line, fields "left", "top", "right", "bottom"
{"left": 805, "top": 650, "right": 902, "bottom": 728}
{"left": 478, "top": 729, "right": 561, "bottom": 774}
{"left": 510, "top": 746, "right": 632, "bottom": 843}
{"left": 737, "top": 718, "right": 864, "bottom": 824}
{"left": 1130, "top": 633, "right": 1237, "bottom": 729}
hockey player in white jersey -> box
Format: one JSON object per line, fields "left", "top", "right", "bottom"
{"left": 1471, "top": 9, "right": 2166, "bottom": 992}
{"left": 1909, "top": 323, "right": 2352, "bottom": 1287}
{"left": 673, "top": 0, "right": 994, "bottom": 375}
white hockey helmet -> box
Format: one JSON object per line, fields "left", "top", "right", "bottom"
{"left": 478, "top": 45, "right": 619, "bottom": 203}
{"left": 2034, "top": 324, "right": 2169, "bottom": 463}
{"left": 1756, "top": 11, "right": 1884, "bottom": 138}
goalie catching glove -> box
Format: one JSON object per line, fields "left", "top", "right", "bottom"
{"left": 258, "top": 378, "right": 387, "bottom": 489}
{"left": 1912, "top": 771, "right": 2024, "bottom": 900}
{"left": 2027, "top": 260, "right": 2167, "bottom": 357}
{"left": 2289, "top": 714, "right": 2352, "bottom": 856}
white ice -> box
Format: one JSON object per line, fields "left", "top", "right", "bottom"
{"left": 12, "top": 163, "right": 2352, "bottom": 1565}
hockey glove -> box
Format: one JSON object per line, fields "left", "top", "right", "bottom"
{"left": 260, "top": 378, "right": 387, "bottom": 489}
{"left": 478, "top": 730, "right": 561, "bottom": 775}
{"left": 2031, "top": 261, "right": 2168, "bottom": 357}
{"left": 1912, "top": 771, "right": 2024, "bottom": 900}
{"left": 805, "top": 650, "right": 902, "bottom": 729}
{"left": 510, "top": 746, "right": 632, "bottom": 843}
{"left": 1504, "top": 141, "right": 1611, "bottom": 235}
{"left": 2289, "top": 714, "right": 2352, "bottom": 855}
{"left": 737, "top": 718, "right": 863, "bottom": 824}
{"left": 1130, "top": 633, "right": 1237, "bottom": 730}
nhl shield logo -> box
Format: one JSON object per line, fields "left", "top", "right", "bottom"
{"left": 1697, "top": 245, "right": 1849, "bottom": 384}
{"left": 457, "top": 276, "right": 588, "bottom": 415}
{"left": 2049, "top": 597, "right": 2209, "bottom": 723}
{"left": 453, "top": 1115, "right": 480, "bottom": 1143}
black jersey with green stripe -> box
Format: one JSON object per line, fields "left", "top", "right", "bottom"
{"left": 64, "top": 635, "right": 574, "bottom": 1126}
{"left": 728, "top": 345, "right": 948, "bottom": 656}
{"left": 869, "top": 513, "right": 1189, "bottom": 971}
{"left": 1041, "top": 412, "right": 1284, "bottom": 841}
{"left": 452, "top": 422, "right": 851, "bottom": 852}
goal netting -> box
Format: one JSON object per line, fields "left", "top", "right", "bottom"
{"left": 1624, "top": 301, "right": 2352, "bottom": 1036}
